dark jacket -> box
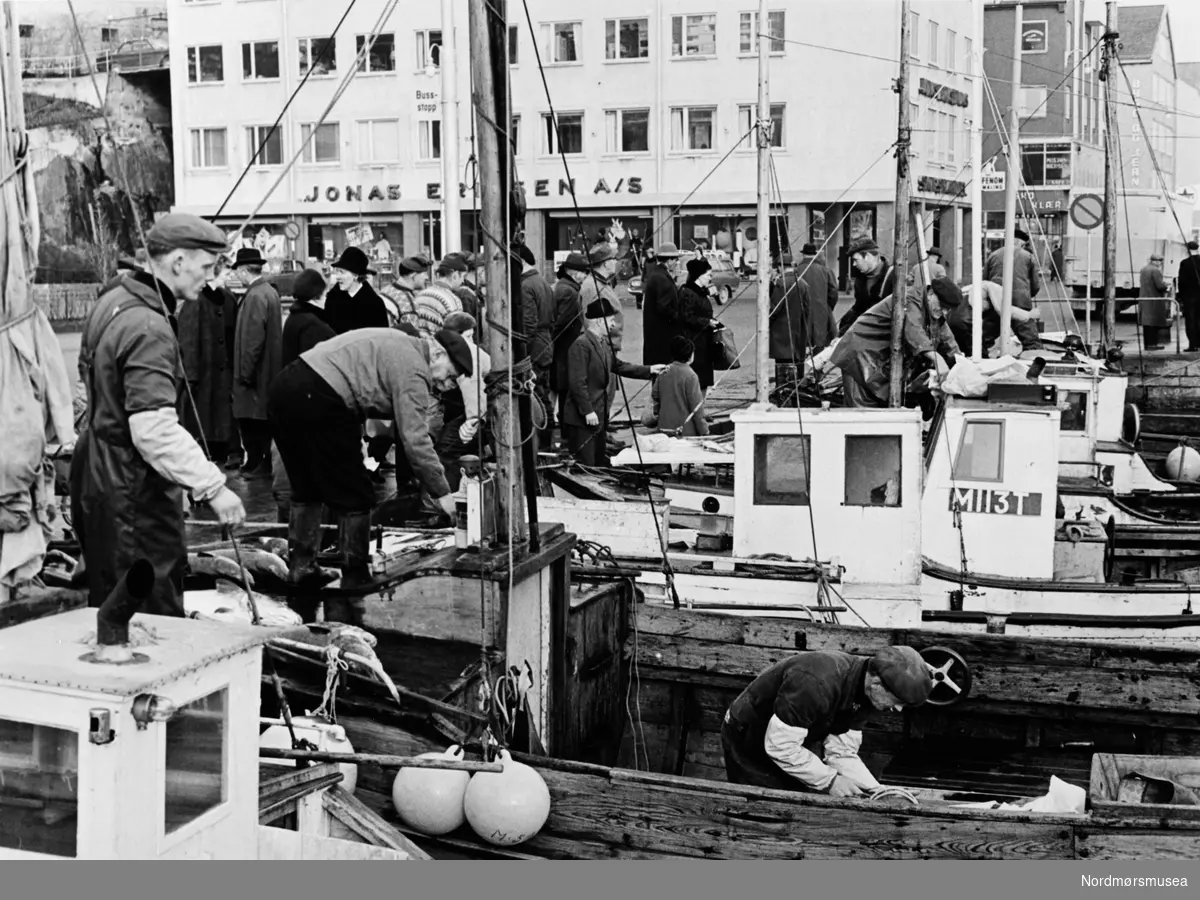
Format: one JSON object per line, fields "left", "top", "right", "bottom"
{"left": 769, "top": 269, "right": 836, "bottom": 361}
{"left": 796, "top": 254, "right": 839, "bottom": 311}
{"left": 983, "top": 245, "right": 1042, "bottom": 310}
{"left": 521, "top": 268, "right": 555, "bottom": 369}
{"left": 1139, "top": 263, "right": 1169, "bottom": 298}
{"left": 650, "top": 361, "right": 709, "bottom": 436}
{"left": 562, "top": 329, "right": 652, "bottom": 428}
{"left": 326, "top": 281, "right": 389, "bottom": 334}
{"left": 232, "top": 277, "right": 283, "bottom": 421}
{"left": 945, "top": 281, "right": 1002, "bottom": 357}
{"left": 455, "top": 283, "right": 481, "bottom": 321}
{"left": 641, "top": 261, "right": 680, "bottom": 365}
{"left": 69, "top": 272, "right": 188, "bottom": 616}
{"left": 1178, "top": 255, "right": 1200, "bottom": 301}
{"left": 677, "top": 281, "right": 716, "bottom": 390}
{"left": 551, "top": 274, "right": 583, "bottom": 394}
{"left": 281, "top": 301, "right": 336, "bottom": 367}
{"left": 840, "top": 258, "right": 896, "bottom": 335}
{"left": 725, "top": 652, "right": 874, "bottom": 763}
{"left": 178, "top": 283, "right": 234, "bottom": 445}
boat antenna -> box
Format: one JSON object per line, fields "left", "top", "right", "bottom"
{"left": 888, "top": 0, "right": 913, "bottom": 407}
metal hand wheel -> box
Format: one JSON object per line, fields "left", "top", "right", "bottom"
{"left": 919, "top": 646, "right": 971, "bottom": 707}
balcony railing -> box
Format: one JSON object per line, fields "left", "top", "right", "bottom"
{"left": 21, "top": 47, "right": 169, "bottom": 78}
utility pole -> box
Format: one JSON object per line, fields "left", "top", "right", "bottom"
{"left": 998, "top": 3, "right": 1023, "bottom": 354}
{"left": 754, "top": 0, "right": 771, "bottom": 403}
{"left": 888, "top": 0, "right": 912, "bottom": 407}
{"left": 969, "top": 0, "right": 984, "bottom": 360}
{"left": 1100, "top": 0, "right": 1119, "bottom": 350}
{"left": 469, "top": 0, "right": 528, "bottom": 545}
{"left": 440, "top": 0, "right": 462, "bottom": 255}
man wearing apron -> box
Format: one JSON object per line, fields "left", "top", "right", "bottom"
{"left": 70, "top": 214, "right": 246, "bottom": 616}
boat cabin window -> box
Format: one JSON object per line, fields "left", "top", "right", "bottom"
{"left": 953, "top": 420, "right": 1004, "bottom": 482}
{"left": 1060, "top": 391, "right": 1087, "bottom": 432}
{"left": 0, "top": 717, "right": 79, "bottom": 857}
{"left": 753, "top": 434, "right": 811, "bottom": 505}
{"left": 844, "top": 435, "right": 902, "bottom": 507}
{"left": 164, "top": 688, "right": 228, "bottom": 834}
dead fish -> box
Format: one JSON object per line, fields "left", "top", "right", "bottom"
{"left": 188, "top": 553, "right": 252, "bottom": 587}
{"left": 247, "top": 536, "right": 291, "bottom": 558}
{"left": 204, "top": 547, "right": 289, "bottom": 581}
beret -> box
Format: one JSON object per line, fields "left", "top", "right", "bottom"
{"left": 848, "top": 238, "right": 879, "bottom": 255}
{"left": 585, "top": 296, "right": 617, "bottom": 319}
{"left": 145, "top": 213, "right": 228, "bottom": 253}
{"left": 292, "top": 268, "right": 327, "bottom": 303}
{"left": 686, "top": 257, "right": 712, "bottom": 278}
{"left": 397, "top": 256, "right": 428, "bottom": 274}
{"left": 442, "top": 311, "right": 477, "bottom": 334}
{"left": 439, "top": 255, "right": 469, "bottom": 273}
{"left": 434, "top": 327, "right": 474, "bottom": 377}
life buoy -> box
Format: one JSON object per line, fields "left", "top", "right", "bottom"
{"left": 1122, "top": 403, "right": 1141, "bottom": 444}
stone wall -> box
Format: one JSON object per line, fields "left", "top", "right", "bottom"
{"left": 1125, "top": 355, "right": 1200, "bottom": 411}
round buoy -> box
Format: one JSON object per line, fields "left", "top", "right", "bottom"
{"left": 260, "top": 717, "right": 358, "bottom": 794}
{"left": 463, "top": 749, "right": 551, "bottom": 847}
{"left": 1166, "top": 444, "right": 1200, "bottom": 483}
{"left": 391, "top": 746, "right": 470, "bottom": 836}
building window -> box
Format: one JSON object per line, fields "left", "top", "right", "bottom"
{"left": 416, "top": 29, "right": 442, "bottom": 69}
{"left": 604, "top": 108, "right": 650, "bottom": 154}
{"left": 927, "top": 21, "right": 939, "bottom": 67}
{"left": 510, "top": 114, "right": 521, "bottom": 156}
{"left": 1020, "top": 142, "right": 1071, "bottom": 187}
{"left": 300, "top": 122, "right": 340, "bottom": 164}
{"left": 963, "top": 37, "right": 973, "bottom": 74}
{"left": 738, "top": 103, "right": 785, "bottom": 149}
{"left": 298, "top": 36, "right": 336, "bottom": 76}
{"left": 738, "top": 10, "right": 785, "bottom": 55}
{"left": 754, "top": 434, "right": 811, "bottom": 506}
{"left": 357, "top": 118, "right": 400, "bottom": 163}
{"left": 945, "top": 29, "right": 955, "bottom": 71}
{"left": 606, "top": 18, "right": 649, "bottom": 60}
{"left": 670, "top": 106, "right": 716, "bottom": 152}
{"left": 165, "top": 689, "right": 228, "bottom": 835}
{"left": 509, "top": 25, "right": 518, "bottom": 65}
{"left": 1018, "top": 85, "right": 1048, "bottom": 119}
{"left": 356, "top": 33, "right": 395, "bottom": 72}
{"left": 18, "top": 24, "right": 32, "bottom": 39}
{"left": 671, "top": 14, "right": 716, "bottom": 58}
{"left": 946, "top": 113, "right": 957, "bottom": 164}
{"left": 845, "top": 436, "right": 902, "bottom": 507}
{"left": 186, "top": 45, "right": 223, "bottom": 83}
{"left": 101, "top": 27, "right": 117, "bottom": 44}
{"left": 953, "top": 420, "right": 1004, "bottom": 482}
{"left": 241, "top": 40, "right": 280, "bottom": 80}
{"left": 908, "top": 11, "right": 919, "bottom": 59}
{"left": 190, "top": 127, "right": 227, "bottom": 168}
{"left": 542, "top": 22, "right": 581, "bottom": 63}
{"left": 542, "top": 111, "right": 584, "bottom": 155}
{"left": 246, "top": 125, "right": 282, "bottom": 166}
{"left": 417, "top": 120, "right": 442, "bottom": 161}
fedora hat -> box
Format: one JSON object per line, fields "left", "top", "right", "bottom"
{"left": 331, "top": 245, "right": 375, "bottom": 277}
{"left": 232, "top": 246, "right": 266, "bottom": 268}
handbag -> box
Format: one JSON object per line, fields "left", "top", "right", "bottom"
{"left": 710, "top": 324, "right": 741, "bottom": 370}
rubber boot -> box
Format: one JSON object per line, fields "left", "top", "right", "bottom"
{"left": 286, "top": 503, "right": 332, "bottom": 622}
{"left": 324, "top": 511, "right": 371, "bottom": 627}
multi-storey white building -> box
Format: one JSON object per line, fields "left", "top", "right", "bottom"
{"left": 168, "top": 0, "right": 977, "bottom": 287}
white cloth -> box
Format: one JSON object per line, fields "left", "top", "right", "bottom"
{"left": 763, "top": 714, "right": 838, "bottom": 791}
{"left": 129, "top": 408, "right": 226, "bottom": 502}
{"left": 823, "top": 730, "right": 881, "bottom": 791}
{"left": 458, "top": 344, "right": 492, "bottom": 437}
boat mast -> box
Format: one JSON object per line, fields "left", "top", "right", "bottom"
{"left": 1100, "top": 0, "right": 1119, "bottom": 350}
{"left": 888, "top": 0, "right": 913, "bottom": 407}
{"left": 754, "top": 0, "right": 770, "bottom": 403}
{"left": 468, "top": 0, "right": 529, "bottom": 545}
{"left": 969, "top": 0, "right": 984, "bottom": 360}
{"left": 440, "top": 0, "right": 462, "bottom": 255}
{"left": 998, "top": 3, "right": 1023, "bottom": 354}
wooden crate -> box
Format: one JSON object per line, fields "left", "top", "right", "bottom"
{"left": 1090, "top": 753, "right": 1200, "bottom": 822}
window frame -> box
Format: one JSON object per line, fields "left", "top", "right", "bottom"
{"left": 416, "top": 118, "right": 442, "bottom": 162}
{"left": 603, "top": 107, "right": 651, "bottom": 156}
{"left": 299, "top": 121, "right": 341, "bottom": 165}
{"left": 161, "top": 687, "right": 230, "bottom": 840}
{"left": 737, "top": 102, "right": 786, "bottom": 151}
{"left": 510, "top": 113, "right": 522, "bottom": 157}
{"left": 927, "top": 20, "right": 939, "bottom": 68}
{"left": 843, "top": 435, "right": 903, "bottom": 508}
{"left": 245, "top": 124, "right": 283, "bottom": 167}
{"left": 670, "top": 12, "right": 717, "bottom": 60}
{"left": 1060, "top": 391, "right": 1089, "bottom": 433}
{"left": 297, "top": 35, "right": 338, "bottom": 78}
{"left": 738, "top": 9, "right": 785, "bottom": 56}
{"left": 189, "top": 126, "right": 229, "bottom": 169}
{"left": 355, "top": 32, "right": 396, "bottom": 74}
{"left": 415, "top": 28, "right": 443, "bottom": 70}
{"left": 952, "top": 419, "right": 1006, "bottom": 484}
{"left": 186, "top": 44, "right": 224, "bottom": 85}
{"left": 907, "top": 11, "right": 920, "bottom": 60}
{"left": 356, "top": 117, "right": 401, "bottom": 165}
{"left": 605, "top": 17, "right": 650, "bottom": 62}
{"left": 508, "top": 24, "right": 519, "bottom": 66}
{"left": 241, "top": 39, "right": 281, "bottom": 81}
{"left": 669, "top": 105, "right": 718, "bottom": 154}
{"left": 540, "top": 110, "right": 585, "bottom": 157}
{"left": 944, "top": 29, "right": 955, "bottom": 71}
{"left": 753, "top": 434, "right": 812, "bottom": 506}
{"left": 542, "top": 21, "right": 583, "bottom": 65}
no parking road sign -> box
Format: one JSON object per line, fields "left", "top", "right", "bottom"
{"left": 1069, "top": 194, "right": 1104, "bottom": 231}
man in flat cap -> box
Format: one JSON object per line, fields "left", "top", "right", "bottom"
{"left": 517, "top": 243, "right": 556, "bottom": 449}
{"left": 578, "top": 242, "right": 627, "bottom": 351}
{"left": 446, "top": 251, "right": 484, "bottom": 320}
{"left": 1138, "top": 252, "right": 1171, "bottom": 351}
{"left": 562, "top": 295, "right": 664, "bottom": 466}
{"left": 380, "top": 256, "right": 430, "bottom": 330}
{"left": 268, "top": 327, "right": 470, "bottom": 624}
{"left": 70, "top": 212, "right": 246, "bottom": 619}
{"left": 641, "top": 241, "right": 683, "bottom": 367}
{"left": 405, "top": 254, "right": 468, "bottom": 336}
{"left": 722, "top": 646, "right": 933, "bottom": 797}
{"left": 983, "top": 227, "right": 1043, "bottom": 351}
{"left": 839, "top": 238, "right": 896, "bottom": 335}
{"left": 1178, "top": 240, "right": 1200, "bottom": 353}
{"left": 551, "top": 251, "right": 591, "bottom": 423}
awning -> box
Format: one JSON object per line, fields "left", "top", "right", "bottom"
{"left": 674, "top": 207, "right": 759, "bottom": 217}
{"left": 307, "top": 214, "right": 406, "bottom": 225}
{"left": 545, "top": 208, "right": 651, "bottom": 219}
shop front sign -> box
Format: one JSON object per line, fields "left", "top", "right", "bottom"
{"left": 301, "top": 184, "right": 402, "bottom": 203}
{"left": 918, "top": 77, "right": 969, "bottom": 108}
